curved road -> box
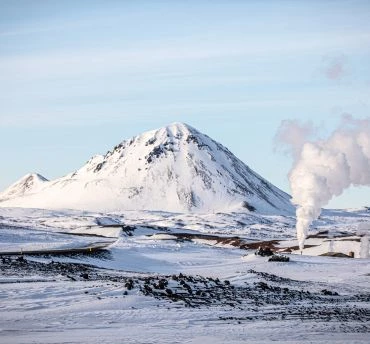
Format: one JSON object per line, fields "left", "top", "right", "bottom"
{"left": 0, "top": 240, "right": 116, "bottom": 256}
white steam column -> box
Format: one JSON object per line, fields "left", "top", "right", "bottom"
{"left": 277, "top": 116, "right": 370, "bottom": 251}
{"left": 358, "top": 223, "right": 370, "bottom": 258}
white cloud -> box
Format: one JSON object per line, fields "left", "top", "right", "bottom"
{"left": 0, "top": 31, "right": 369, "bottom": 82}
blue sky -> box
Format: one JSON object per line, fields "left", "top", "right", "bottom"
{"left": 1, "top": 0, "right": 369, "bottom": 208}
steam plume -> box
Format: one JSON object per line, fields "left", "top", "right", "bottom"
{"left": 277, "top": 116, "right": 370, "bottom": 250}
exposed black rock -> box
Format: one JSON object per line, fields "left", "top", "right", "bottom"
{"left": 1, "top": 255, "right": 369, "bottom": 325}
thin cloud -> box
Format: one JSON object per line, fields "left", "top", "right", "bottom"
{"left": 0, "top": 31, "right": 368, "bottom": 82}
{"left": 322, "top": 55, "right": 348, "bottom": 81}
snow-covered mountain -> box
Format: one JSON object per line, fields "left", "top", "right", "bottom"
{"left": 0, "top": 173, "right": 49, "bottom": 201}
{"left": 0, "top": 123, "right": 293, "bottom": 214}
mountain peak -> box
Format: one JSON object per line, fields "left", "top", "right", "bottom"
{"left": 12, "top": 173, "right": 48, "bottom": 187}
{"left": 164, "top": 122, "right": 195, "bottom": 134}
{"left": 137, "top": 122, "right": 198, "bottom": 146}
{"left": 0, "top": 173, "right": 48, "bottom": 202}
{"left": 24, "top": 173, "right": 48, "bottom": 182}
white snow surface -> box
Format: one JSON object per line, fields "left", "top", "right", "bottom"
{"left": 0, "top": 207, "right": 369, "bottom": 343}
{"left": 0, "top": 123, "right": 293, "bottom": 214}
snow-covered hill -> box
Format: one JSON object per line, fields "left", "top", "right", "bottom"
{"left": 0, "top": 173, "right": 48, "bottom": 201}
{"left": 0, "top": 122, "right": 293, "bottom": 214}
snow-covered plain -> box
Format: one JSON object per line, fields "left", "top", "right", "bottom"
{"left": 0, "top": 207, "right": 369, "bottom": 343}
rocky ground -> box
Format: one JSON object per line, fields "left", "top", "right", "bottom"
{"left": 1, "top": 254, "right": 369, "bottom": 330}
